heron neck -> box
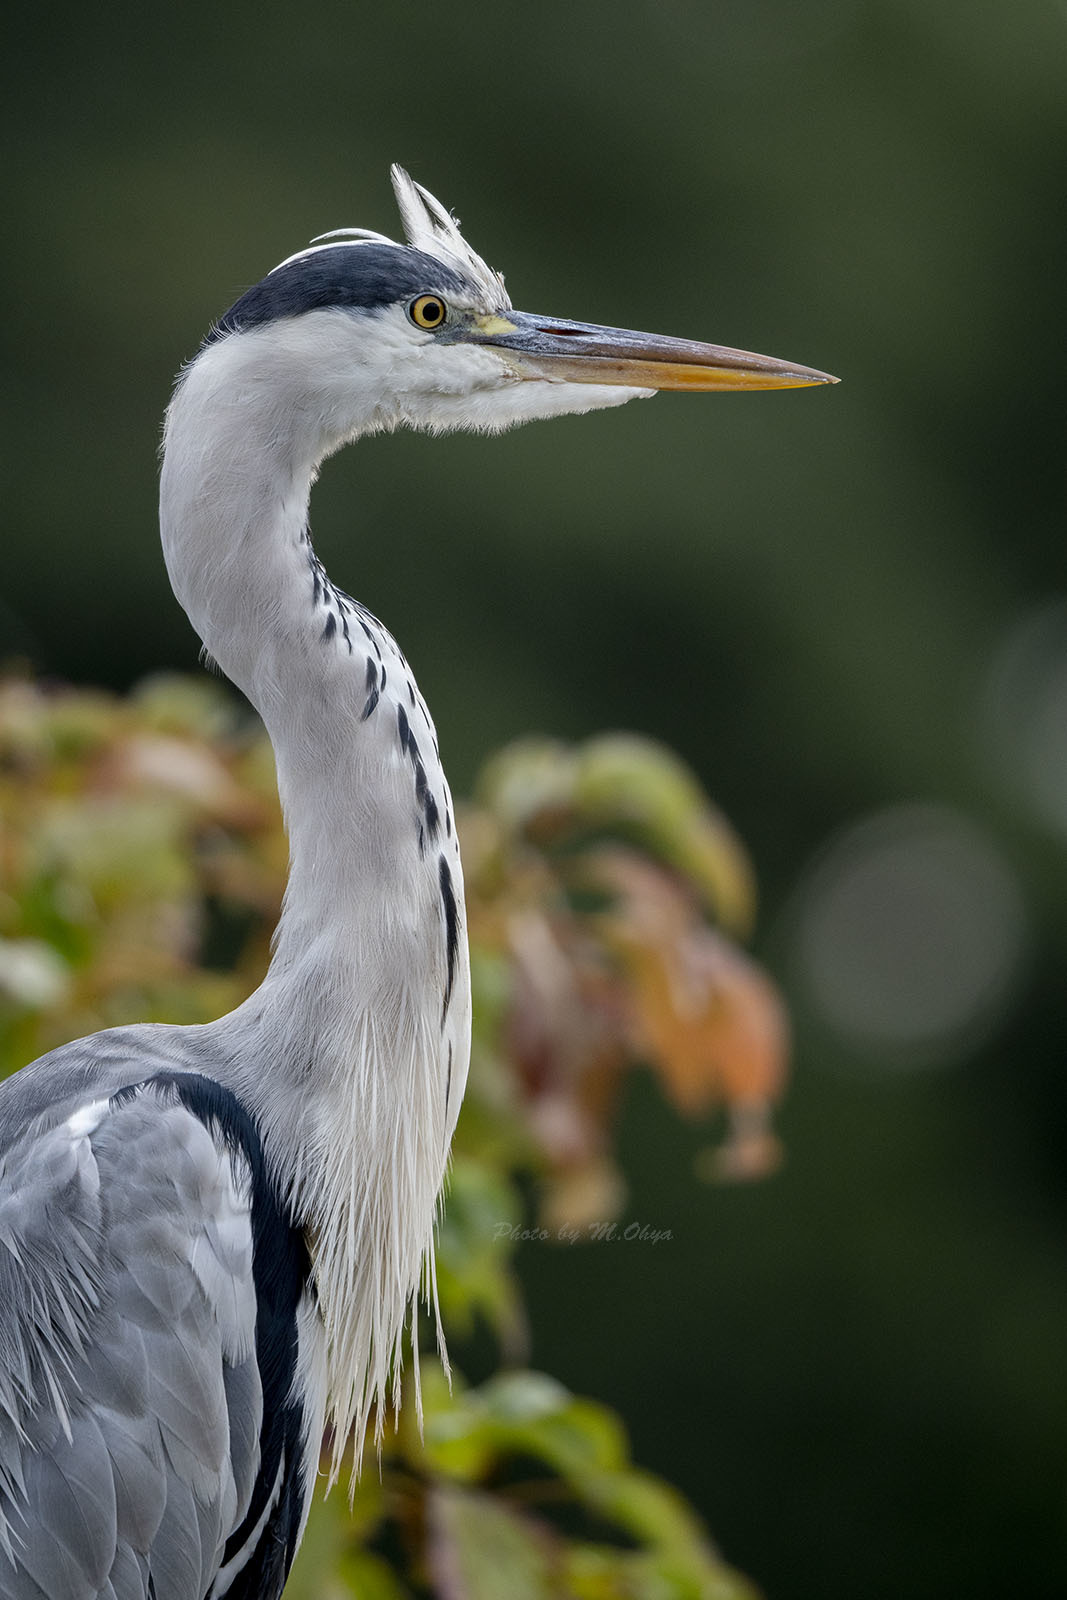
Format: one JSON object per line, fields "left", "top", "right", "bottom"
{"left": 159, "top": 334, "right": 466, "bottom": 1109}
{"left": 159, "top": 326, "right": 469, "bottom": 1470}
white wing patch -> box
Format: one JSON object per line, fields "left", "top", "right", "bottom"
{"left": 60, "top": 1097, "right": 110, "bottom": 1202}
{"left": 62, "top": 1098, "right": 110, "bottom": 1141}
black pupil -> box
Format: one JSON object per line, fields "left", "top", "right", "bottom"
{"left": 422, "top": 300, "right": 441, "bottom": 323}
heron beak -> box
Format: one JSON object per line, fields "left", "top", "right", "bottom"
{"left": 465, "top": 309, "right": 837, "bottom": 391}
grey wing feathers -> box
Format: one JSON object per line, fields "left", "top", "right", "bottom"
{"left": 0, "top": 1076, "right": 268, "bottom": 1600}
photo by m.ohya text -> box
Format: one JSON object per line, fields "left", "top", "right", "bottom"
{"left": 493, "top": 1221, "right": 674, "bottom": 1245}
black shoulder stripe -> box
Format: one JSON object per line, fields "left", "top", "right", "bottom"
{"left": 127, "top": 1073, "right": 312, "bottom": 1600}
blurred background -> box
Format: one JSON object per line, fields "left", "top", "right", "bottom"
{"left": 3, "top": 1, "right": 1066, "bottom": 1594}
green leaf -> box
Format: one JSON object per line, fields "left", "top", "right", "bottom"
{"left": 480, "top": 1369, "right": 572, "bottom": 1422}
{"left": 481, "top": 1376, "right": 628, "bottom": 1476}
{"left": 401, "top": 1361, "right": 494, "bottom": 1482}
{"left": 130, "top": 673, "right": 237, "bottom": 739}
{"left": 575, "top": 737, "right": 756, "bottom": 937}
{"left": 434, "top": 1157, "right": 526, "bottom": 1350}
{"left": 335, "top": 1550, "right": 415, "bottom": 1600}
{"left": 565, "top": 1542, "right": 761, "bottom": 1600}
{"left": 429, "top": 1484, "right": 559, "bottom": 1600}
{"left": 583, "top": 1467, "right": 708, "bottom": 1552}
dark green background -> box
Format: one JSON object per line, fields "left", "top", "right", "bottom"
{"left": 4, "top": 4, "right": 1066, "bottom": 1595}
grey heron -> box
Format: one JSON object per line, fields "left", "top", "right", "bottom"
{"left": 0, "top": 167, "right": 835, "bottom": 1598}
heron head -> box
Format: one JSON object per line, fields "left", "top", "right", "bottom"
{"left": 201, "top": 166, "right": 836, "bottom": 447}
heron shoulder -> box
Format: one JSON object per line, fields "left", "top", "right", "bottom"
{"left": 0, "top": 1056, "right": 321, "bottom": 1597}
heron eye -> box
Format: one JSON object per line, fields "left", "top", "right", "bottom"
{"left": 409, "top": 295, "right": 447, "bottom": 330}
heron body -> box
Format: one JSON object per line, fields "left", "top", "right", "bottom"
{"left": 0, "top": 169, "right": 834, "bottom": 1597}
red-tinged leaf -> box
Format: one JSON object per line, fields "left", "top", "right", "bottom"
{"left": 631, "top": 931, "right": 787, "bottom": 1116}
{"left": 96, "top": 733, "right": 263, "bottom": 825}
{"left": 538, "top": 1155, "right": 627, "bottom": 1233}
{"left": 588, "top": 851, "right": 787, "bottom": 1119}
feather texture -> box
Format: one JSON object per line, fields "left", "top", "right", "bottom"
{"left": 0, "top": 1060, "right": 319, "bottom": 1598}
{"left": 267, "top": 166, "right": 509, "bottom": 313}
{"left": 388, "top": 165, "right": 509, "bottom": 305}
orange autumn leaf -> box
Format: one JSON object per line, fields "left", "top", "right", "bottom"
{"left": 623, "top": 930, "right": 788, "bottom": 1113}
{"left": 591, "top": 849, "right": 788, "bottom": 1116}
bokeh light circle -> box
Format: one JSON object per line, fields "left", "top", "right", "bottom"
{"left": 790, "top": 804, "right": 1027, "bottom": 1068}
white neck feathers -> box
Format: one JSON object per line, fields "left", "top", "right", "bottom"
{"left": 160, "top": 320, "right": 471, "bottom": 1473}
